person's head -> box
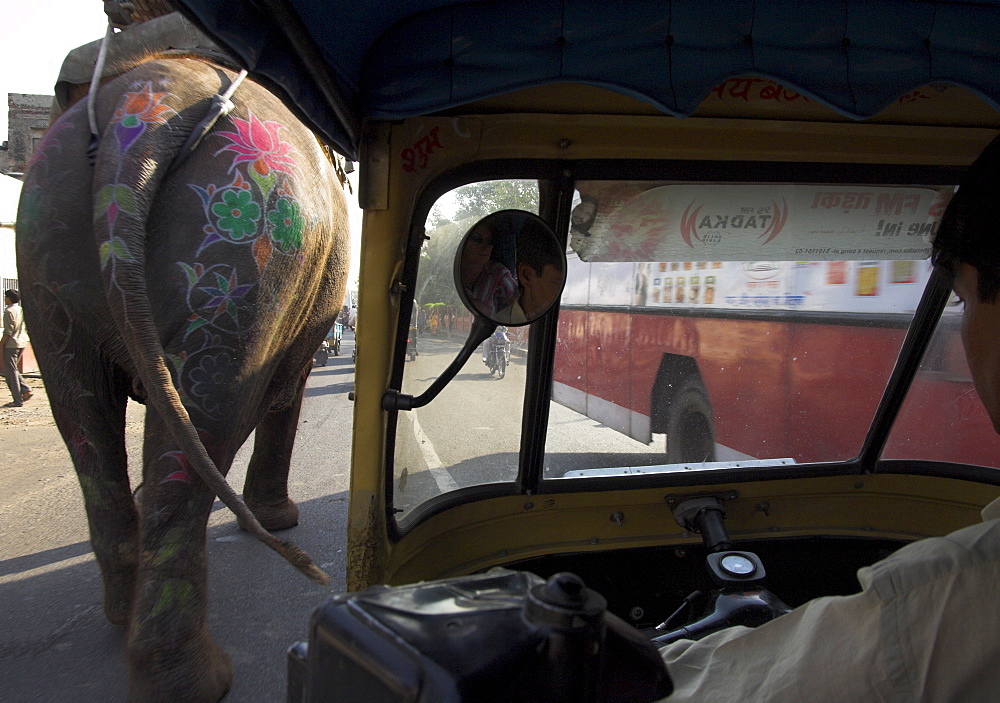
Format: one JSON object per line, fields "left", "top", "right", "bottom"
{"left": 4, "top": 289, "right": 19, "bottom": 305}
{"left": 461, "top": 222, "right": 495, "bottom": 286}
{"left": 515, "top": 220, "right": 565, "bottom": 318}
{"left": 571, "top": 195, "right": 599, "bottom": 232}
{"left": 932, "top": 134, "right": 1000, "bottom": 430}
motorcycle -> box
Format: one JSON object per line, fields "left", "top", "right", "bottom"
{"left": 484, "top": 327, "right": 511, "bottom": 379}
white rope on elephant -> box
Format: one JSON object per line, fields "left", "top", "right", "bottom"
{"left": 169, "top": 68, "right": 249, "bottom": 173}
{"left": 87, "top": 22, "right": 117, "bottom": 158}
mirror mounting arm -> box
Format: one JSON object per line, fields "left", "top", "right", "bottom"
{"left": 382, "top": 318, "right": 497, "bottom": 412}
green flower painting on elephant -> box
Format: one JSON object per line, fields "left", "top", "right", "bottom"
{"left": 212, "top": 188, "right": 260, "bottom": 239}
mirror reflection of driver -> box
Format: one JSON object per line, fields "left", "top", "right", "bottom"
{"left": 497, "top": 220, "right": 565, "bottom": 324}
{"left": 460, "top": 221, "right": 518, "bottom": 317}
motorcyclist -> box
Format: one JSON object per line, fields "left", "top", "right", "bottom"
{"left": 484, "top": 325, "right": 510, "bottom": 369}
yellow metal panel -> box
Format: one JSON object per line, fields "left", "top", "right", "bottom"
{"left": 384, "top": 474, "right": 999, "bottom": 585}
{"left": 473, "top": 116, "right": 996, "bottom": 165}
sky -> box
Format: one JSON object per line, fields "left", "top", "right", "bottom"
{"left": 0, "top": 1, "right": 363, "bottom": 287}
{"left": 0, "top": 1, "right": 108, "bottom": 135}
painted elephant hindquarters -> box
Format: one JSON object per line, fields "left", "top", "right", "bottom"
{"left": 16, "top": 55, "right": 349, "bottom": 702}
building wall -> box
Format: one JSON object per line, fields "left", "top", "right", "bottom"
{"left": 1, "top": 94, "right": 53, "bottom": 177}
{"left": 0, "top": 227, "right": 15, "bottom": 282}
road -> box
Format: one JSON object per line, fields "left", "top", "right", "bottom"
{"left": 393, "top": 332, "right": 528, "bottom": 516}
{"left": 0, "top": 334, "right": 357, "bottom": 703}
{"left": 390, "top": 332, "right": 672, "bottom": 519}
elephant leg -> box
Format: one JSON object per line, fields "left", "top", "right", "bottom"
{"left": 126, "top": 409, "right": 235, "bottom": 703}
{"left": 46, "top": 361, "right": 136, "bottom": 626}
{"left": 240, "top": 370, "right": 308, "bottom": 531}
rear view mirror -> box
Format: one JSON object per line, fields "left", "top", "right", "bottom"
{"left": 455, "top": 210, "right": 566, "bottom": 326}
{"left": 384, "top": 210, "right": 565, "bottom": 412}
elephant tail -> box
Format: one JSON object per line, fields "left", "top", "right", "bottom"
{"left": 91, "top": 63, "right": 330, "bottom": 586}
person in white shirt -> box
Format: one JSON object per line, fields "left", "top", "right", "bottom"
{"left": 2, "top": 289, "right": 32, "bottom": 407}
{"left": 658, "top": 136, "right": 1000, "bottom": 703}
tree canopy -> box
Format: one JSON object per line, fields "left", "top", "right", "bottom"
{"left": 418, "top": 180, "right": 538, "bottom": 307}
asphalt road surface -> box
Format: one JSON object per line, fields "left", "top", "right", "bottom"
{"left": 0, "top": 333, "right": 357, "bottom": 703}
{"left": 389, "top": 332, "right": 677, "bottom": 519}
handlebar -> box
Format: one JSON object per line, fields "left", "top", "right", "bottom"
{"left": 652, "top": 588, "right": 792, "bottom": 645}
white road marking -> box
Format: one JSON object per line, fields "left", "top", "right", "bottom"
{"left": 412, "top": 411, "right": 459, "bottom": 492}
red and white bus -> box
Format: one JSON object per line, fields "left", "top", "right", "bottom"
{"left": 552, "top": 180, "right": 998, "bottom": 468}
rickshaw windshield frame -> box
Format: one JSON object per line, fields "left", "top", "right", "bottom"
{"left": 385, "top": 156, "right": 971, "bottom": 538}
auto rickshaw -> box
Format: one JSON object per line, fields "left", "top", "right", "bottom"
{"left": 314, "top": 324, "right": 343, "bottom": 367}
{"left": 174, "top": 1, "right": 1000, "bottom": 700}
{"left": 327, "top": 322, "right": 342, "bottom": 357}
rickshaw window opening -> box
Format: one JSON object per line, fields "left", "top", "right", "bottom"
{"left": 387, "top": 158, "right": 984, "bottom": 538}
{"left": 386, "top": 161, "right": 563, "bottom": 536}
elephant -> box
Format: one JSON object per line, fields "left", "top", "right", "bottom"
{"left": 15, "top": 51, "right": 349, "bottom": 702}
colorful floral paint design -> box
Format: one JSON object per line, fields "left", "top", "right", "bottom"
{"left": 191, "top": 111, "right": 306, "bottom": 266}
{"left": 91, "top": 81, "right": 312, "bottom": 423}
{"left": 98, "top": 82, "right": 177, "bottom": 270}
{"left": 177, "top": 262, "right": 254, "bottom": 339}
{"left": 268, "top": 197, "right": 305, "bottom": 253}
{"left": 213, "top": 187, "right": 260, "bottom": 240}
{"left": 112, "top": 82, "right": 176, "bottom": 148}
{"left": 215, "top": 112, "right": 297, "bottom": 177}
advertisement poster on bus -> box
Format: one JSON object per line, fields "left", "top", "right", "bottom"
{"left": 570, "top": 182, "right": 952, "bottom": 263}
{"left": 562, "top": 257, "right": 935, "bottom": 315}
{"left": 564, "top": 181, "right": 952, "bottom": 314}
{"left": 632, "top": 258, "right": 934, "bottom": 314}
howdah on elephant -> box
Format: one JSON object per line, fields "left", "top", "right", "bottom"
{"left": 15, "top": 52, "right": 349, "bottom": 701}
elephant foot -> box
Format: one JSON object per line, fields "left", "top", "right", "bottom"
{"left": 102, "top": 569, "right": 136, "bottom": 626}
{"left": 239, "top": 497, "right": 299, "bottom": 531}
{"left": 127, "top": 627, "right": 233, "bottom": 703}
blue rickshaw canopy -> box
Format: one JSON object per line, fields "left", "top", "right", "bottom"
{"left": 174, "top": 0, "right": 1000, "bottom": 160}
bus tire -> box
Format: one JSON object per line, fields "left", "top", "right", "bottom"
{"left": 664, "top": 378, "right": 716, "bottom": 464}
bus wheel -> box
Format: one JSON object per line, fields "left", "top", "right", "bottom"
{"left": 664, "top": 379, "right": 716, "bottom": 464}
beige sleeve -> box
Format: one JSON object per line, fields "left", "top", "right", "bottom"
{"left": 658, "top": 588, "right": 893, "bottom": 703}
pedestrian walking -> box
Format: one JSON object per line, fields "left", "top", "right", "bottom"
{"left": 2, "top": 289, "right": 32, "bottom": 407}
